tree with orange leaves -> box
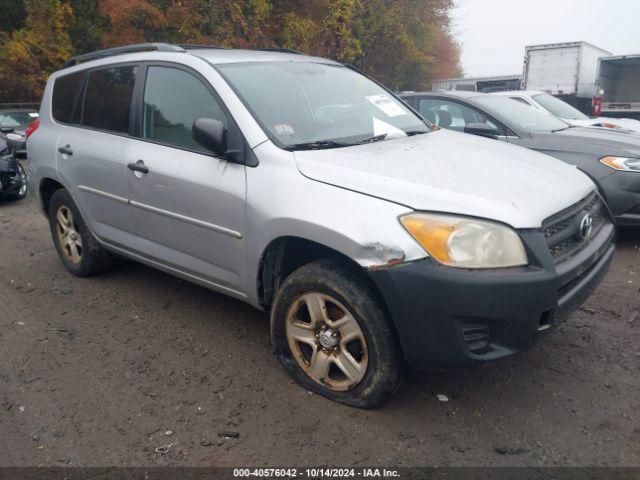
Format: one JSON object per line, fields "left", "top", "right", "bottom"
{"left": 0, "top": 0, "right": 461, "bottom": 102}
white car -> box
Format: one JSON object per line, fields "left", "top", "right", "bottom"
{"left": 491, "top": 90, "right": 640, "bottom": 133}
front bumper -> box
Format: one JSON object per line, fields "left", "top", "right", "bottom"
{"left": 0, "top": 156, "right": 26, "bottom": 197}
{"left": 368, "top": 224, "right": 615, "bottom": 370}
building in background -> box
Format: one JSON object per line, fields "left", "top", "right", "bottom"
{"left": 431, "top": 74, "right": 522, "bottom": 93}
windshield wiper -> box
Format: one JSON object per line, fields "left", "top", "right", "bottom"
{"left": 284, "top": 140, "right": 350, "bottom": 151}
{"left": 551, "top": 126, "right": 575, "bottom": 133}
{"left": 286, "top": 134, "right": 389, "bottom": 151}
{"left": 404, "top": 130, "right": 429, "bottom": 136}
{"left": 352, "top": 133, "right": 388, "bottom": 145}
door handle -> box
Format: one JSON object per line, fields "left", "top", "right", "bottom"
{"left": 127, "top": 161, "right": 149, "bottom": 174}
{"left": 58, "top": 146, "right": 73, "bottom": 155}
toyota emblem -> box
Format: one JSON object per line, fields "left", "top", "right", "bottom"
{"left": 579, "top": 214, "right": 593, "bottom": 240}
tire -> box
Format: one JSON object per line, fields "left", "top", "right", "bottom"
{"left": 5, "top": 162, "right": 28, "bottom": 201}
{"left": 48, "top": 189, "right": 112, "bottom": 277}
{"left": 271, "top": 259, "right": 404, "bottom": 408}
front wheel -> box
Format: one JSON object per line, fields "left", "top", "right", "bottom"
{"left": 271, "top": 260, "right": 404, "bottom": 408}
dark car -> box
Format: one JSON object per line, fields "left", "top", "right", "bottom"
{"left": 401, "top": 91, "right": 640, "bottom": 226}
{"left": 0, "top": 131, "right": 28, "bottom": 201}
{"left": 0, "top": 104, "right": 40, "bottom": 158}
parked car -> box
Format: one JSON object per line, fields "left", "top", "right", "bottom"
{"left": 29, "top": 44, "right": 614, "bottom": 408}
{"left": 491, "top": 90, "right": 640, "bottom": 133}
{"left": 0, "top": 130, "right": 28, "bottom": 201}
{"left": 0, "top": 104, "right": 40, "bottom": 158}
{"left": 402, "top": 91, "right": 640, "bottom": 226}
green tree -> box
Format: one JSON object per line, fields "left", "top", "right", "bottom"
{"left": 0, "top": 0, "right": 26, "bottom": 32}
{"left": 69, "top": 0, "right": 109, "bottom": 53}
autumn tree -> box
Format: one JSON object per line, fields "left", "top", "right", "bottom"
{"left": 0, "top": 0, "right": 73, "bottom": 102}
{"left": 99, "top": 0, "right": 167, "bottom": 46}
{"left": 0, "top": 0, "right": 461, "bottom": 101}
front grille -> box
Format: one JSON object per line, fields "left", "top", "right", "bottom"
{"left": 543, "top": 191, "right": 608, "bottom": 263}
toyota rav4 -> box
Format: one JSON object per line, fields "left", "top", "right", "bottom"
{"left": 28, "top": 44, "right": 615, "bottom": 408}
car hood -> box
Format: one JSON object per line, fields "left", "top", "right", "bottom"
{"left": 550, "top": 126, "right": 640, "bottom": 153}
{"left": 567, "top": 117, "right": 640, "bottom": 133}
{"left": 294, "top": 129, "right": 594, "bottom": 229}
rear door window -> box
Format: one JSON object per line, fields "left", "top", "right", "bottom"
{"left": 418, "top": 97, "right": 505, "bottom": 134}
{"left": 52, "top": 71, "right": 85, "bottom": 124}
{"left": 81, "top": 65, "right": 137, "bottom": 134}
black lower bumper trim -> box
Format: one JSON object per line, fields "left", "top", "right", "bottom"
{"left": 367, "top": 229, "right": 614, "bottom": 370}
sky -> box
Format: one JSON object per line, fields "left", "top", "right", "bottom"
{"left": 452, "top": 0, "right": 640, "bottom": 78}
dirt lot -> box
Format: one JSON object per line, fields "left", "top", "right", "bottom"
{"left": 1, "top": 194, "right": 639, "bottom": 468}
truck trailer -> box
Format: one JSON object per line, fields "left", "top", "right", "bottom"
{"left": 522, "top": 42, "right": 612, "bottom": 113}
{"left": 594, "top": 54, "right": 640, "bottom": 119}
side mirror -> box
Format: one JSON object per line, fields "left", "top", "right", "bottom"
{"left": 464, "top": 123, "right": 499, "bottom": 139}
{"left": 193, "top": 118, "right": 227, "bottom": 156}
{"left": 1, "top": 126, "right": 15, "bottom": 134}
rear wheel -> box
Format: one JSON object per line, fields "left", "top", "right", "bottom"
{"left": 48, "top": 189, "right": 112, "bottom": 276}
{"left": 271, "top": 260, "right": 404, "bottom": 408}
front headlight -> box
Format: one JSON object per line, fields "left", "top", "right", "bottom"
{"left": 400, "top": 213, "right": 528, "bottom": 268}
{"left": 600, "top": 156, "right": 640, "bottom": 172}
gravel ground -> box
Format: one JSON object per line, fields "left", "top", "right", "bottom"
{"left": 1, "top": 194, "right": 639, "bottom": 467}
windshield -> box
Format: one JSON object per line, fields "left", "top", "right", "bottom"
{"left": 0, "top": 111, "right": 39, "bottom": 130}
{"left": 475, "top": 96, "right": 569, "bottom": 132}
{"left": 216, "top": 62, "right": 428, "bottom": 149}
{"left": 532, "top": 94, "right": 588, "bottom": 120}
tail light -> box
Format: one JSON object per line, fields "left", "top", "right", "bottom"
{"left": 592, "top": 97, "right": 602, "bottom": 116}
{"left": 25, "top": 119, "right": 40, "bottom": 139}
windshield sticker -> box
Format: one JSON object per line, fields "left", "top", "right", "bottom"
{"left": 373, "top": 117, "right": 407, "bottom": 138}
{"left": 366, "top": 94, "right": 407, "bottom": 118}
{"left": 29, "top": 112, "right": 39, "bottom": 118}
{"left": 274, "top": 124, "right": 295, "bottom": 135}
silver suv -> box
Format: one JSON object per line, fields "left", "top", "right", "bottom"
{"left": 28, "top": 44, "right": 615, "bottom": 408}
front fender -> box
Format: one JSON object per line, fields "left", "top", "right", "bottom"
{"left": 243, "top": 143, "right": 427, "bottom": 306}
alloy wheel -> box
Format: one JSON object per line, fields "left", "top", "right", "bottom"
{"left": 285, "top": 292, "right": 368, "bottom": 391}
{"left": 55, "top": 206, "right": 83, "bottom": 264}
{"left": 17, "top": 164, "right": 27, "bottom": 197}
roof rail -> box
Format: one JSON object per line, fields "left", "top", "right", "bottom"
{"left": 178, "top": 44, "right": 229, "bottom": 50}
{"left": 179, "top": 45, "right": 303, "bottom": 55}
{"left": 62, "top": 43, "right": 185, "bottom": 68}
{"left": 255, "top": 47, "right": 303, "bottom": 55}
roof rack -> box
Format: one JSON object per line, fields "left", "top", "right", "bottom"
{"left": 62, "top": 43, "right": 305, "bottom": 69}
{"left": 255, "top": 47, "right": 303, "bottom": 55}
{"left": 62, "top": 43, "right": 185, "bottom": 68}
{"left": 179, "top": 45, "right": 303, "bottom": 55}
{"left": 177, "top": 44, "right": 229, "bottom": 50}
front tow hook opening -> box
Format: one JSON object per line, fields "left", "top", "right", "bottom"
{"left": 538, "top": 310, "right": 554, "bottom": 331}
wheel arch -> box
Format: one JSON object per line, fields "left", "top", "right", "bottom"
{"left": 39, "top": 177, "right": 66, "bottom": 216}
{"left": 257, "top": 236, "right": 390, "bottom": 314}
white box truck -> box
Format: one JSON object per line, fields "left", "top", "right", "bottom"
{"left": 523, "top": 42, "right": 612, "bottom": 112}
{"left": 594, "top": 54, "right": 640, "bottom": 119}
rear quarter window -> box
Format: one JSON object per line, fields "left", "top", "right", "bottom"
{"left": 52, "top": 71, "right": 85, "bottom": 123}
{"left": 81, "top": 65, "right": 137, "bottom": 134}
